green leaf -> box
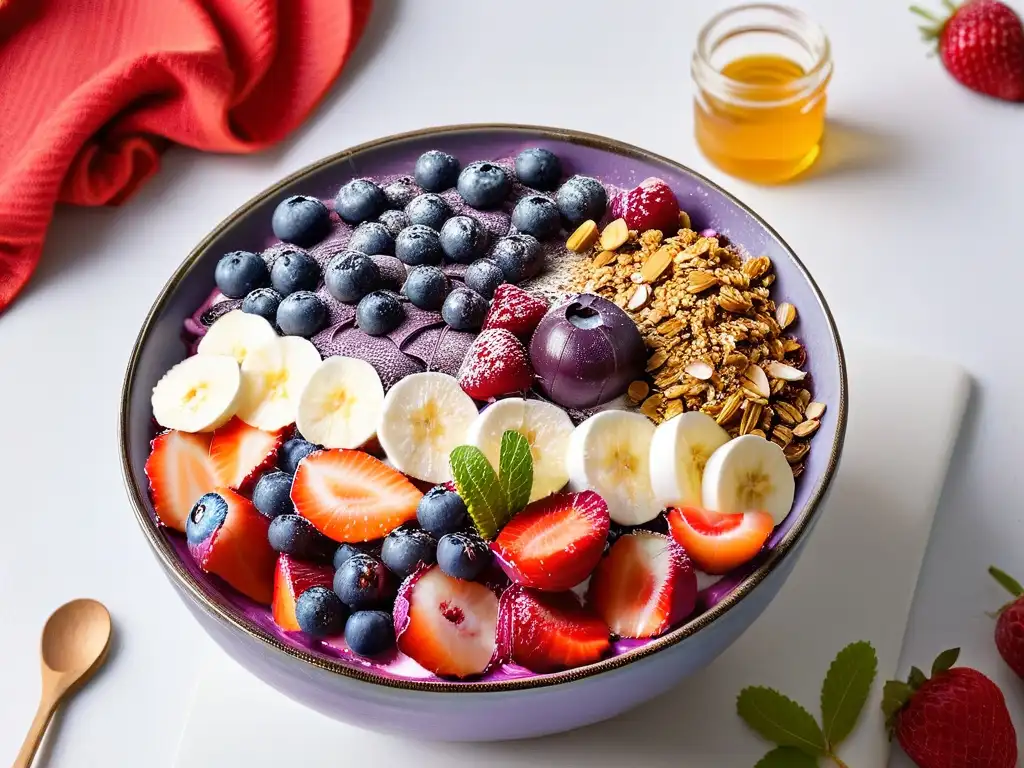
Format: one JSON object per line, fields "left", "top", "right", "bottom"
{"left": 881, "top": 680, "right": 914, "bottom": 729}
{"left": 449, "top": 445, "right": 509, "bottom": 539}
{"left": 754, "top": 746, "right": 819, "bottom": 768}
{"left": 498, "top": 430, "right": 533, "bottom": 514}
{"left": 989, "top": 566, "right": 1024, "bottom": 598}
{"left": 931, "top": 648, "right": 960, "bottom": 677}
{"left": 737, "top": 687, "right": 827, "bottom": 756}
{"left": 819, "top": 640, "right": 878, "bottom": 749}
{"left": 908, "top": 666, "right": 927, "bottom": 688}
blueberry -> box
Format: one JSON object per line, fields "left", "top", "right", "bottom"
{"left": 395, "top": 224, "right": 443, "bottom": 266}
{"left": 378, "top": 209, "right": 411, "bottom": 238}
{"left": 514, "top": 148, "right": 562, "bottom": 191}
{"left": 403, "top": 266, "right": 450, "bottom": 311}
{"left": 355, "top": 290, "right": 404, "bottom": 336}
{"left": 491, "top": 234, "right": 543, "bottom": 283}
{"left": 440, "top": 287, "right": 488, "bottom": 331}
{"left": 439, "top": 216, "right": 488, "bottom": 264}
{"left": 215, "top": 251, "right": 269, "bottom": 298}
{"left": 252, "top": 471, "right": 294, "bottom": 519}
{"left": 270, "top": 248, "right": 321, "bottom": 295}
{"left": 241, "top": 288, "right": 283, "bottom": 324}
{"left": 325, "top": 251, "right": 382, "bottom": 304}
{"left": 271, "top": 195, "right": 331, "bottom": 247}
{"left": 555, "top": 175, "right": 607, "bottom": 228}
{"left": 345, "top": 610, "right": 396, "bottom": 657}
{"left": 333, "top": 543, "right": 363, "bottom": 571}
{"left": 381, "top": 524, "right": 437, "bottom": 579}
{"left": 279, "top": 438, "right": 319, "bottom": 474}
{"left": 436, "top": 531, "right": 491, "bottom": 581}
{"left": 382, "top": 177, "right": 420, "bottom": 209}
{"left": 511, "top": 195, "right": 561, "bottom": 240}
{"left": 333, "top": 553, "right": 393, "bottom": 609}
{"left": 370, "top": 255, "right": 408, "bottom": 292}
{"left": 295, "top": 586, "right": 348, "bottom": 637}
{"left": 348, "top": 221, "right": 395, "bottom": 256}
{"left": 414, "top": 150, "right": 461, "bottom": 192}
{"left": 416, "top": 486, "right": 468, "bottom": 538}
{"left": 405, "top": 193, "right": 452, "bottom": 231}
{"left": 334, "top": 179, "right": 387, "bottom": 225}
{"left": 276, "top": 291, "right": 327, "bottom": 337}
{"left": 463, "top": 258, "right": 506, "bottom": 299}
{"left": 186, "top": 492, "right": 229, "bottom": 548}
{"left": 457, "top": 162, "right": 512, "bottom": 209}
{"left": 268, "top": 515, "right": 335, "bottom": 561}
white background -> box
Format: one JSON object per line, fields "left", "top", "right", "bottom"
{"left": 1, "top": 0, "right": 1022, "bottom": 765}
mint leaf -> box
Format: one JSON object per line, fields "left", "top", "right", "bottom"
{"left": 737, "top": 687, "right": 827, "bottom": 756}
{"left": 498, "top": 430, "right": 533, "bottom": 514}
{"left": 754, "top": 746, "right": 819, "bottom": 768}
{"left": 450, "top": 446, "right": 509, "bottom": 539}
{"left": 931, "top": 648, "right": 960, "bottom": 677}
{"left": 820, "top": 640, "right": 877, "bottom": 748}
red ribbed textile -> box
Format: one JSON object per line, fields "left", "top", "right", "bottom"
{"left": 0, "top": 0, "right": 372, "bottom": 311}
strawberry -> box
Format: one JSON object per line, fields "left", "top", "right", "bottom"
{"left": 145, "top": 430, "right": 221, "bottom": 532}
{"left": 457, "top": 328, "right": 534, "bottom": 401}
{"left": 913, "top": 0, "right": 1024, "bottom": 101}
{"left": 587, "top": 531, "right": 697, "bottom": 639}
{"left": 611, "top": 177, "right": 680, "bottom": 234}
{"left": 883, "top": 648, "right": 1017, "bottom": 768}
{"left": 209, "top": 417, "right": 285, "bottom": 491}
{"left": 497, "top": 585, "right": 611, "bottom": 673}
{"left": 989, "top": 566, "right": 1024, "bottom": 678}
{"left": 272, "top": 555, "right": 335, "bottom": 632}
{"left": 666, "top": 506, "right": 775, "bottom": 574}
{"left": 291, "top": 449, "right": 422, "bottom": 543}
{"left": 481, "top": 283, "right": 548, "bottom": 339}
{"left": 491, "top": 490, "right": 610, "bottom": 592}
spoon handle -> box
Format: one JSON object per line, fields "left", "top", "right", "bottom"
{"left": 12, "top": 692, "right": 60, "bottom": 768}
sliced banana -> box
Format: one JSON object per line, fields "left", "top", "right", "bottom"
{"left": 701, "top": 434, "right": 794, "bottom": 524}
{"left": 236, "top": 337, "right": 322, "bottom": 431}
{"left": 296, "top": 357, "right": 384, "bottom": 449}
{"left": 649, "top": 412, "right": 731, "bottom": 508}
{"left": 197, "top": 310, "right": 278, "bottom": 366}
{"left": 466, "top": 398, "right": 574, "bottom": 502}
{"left": 566, "top": 410, "right": 660, "bottom": 525}
{"left": 151, "top": 354, "right": 241, "bottom": 433}
{"left": 377, "top": 372, "right": 479, "bottom": 484}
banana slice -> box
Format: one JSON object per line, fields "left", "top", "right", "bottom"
{"left": 701, "top": 434, "right": 794, "bottom": 524}
{"left": 197, "top": 310, "right": 278, "bottom": 366}
{"left": 236, "top": 337, "right": 321, "bottom": 431}
{"left": 649, "top": 412, "right": 731, "bottom": 508}
{"left": 465, "top": 398, "right": 574, "bottom": 502}
{"left": 151, "top": 354, "right": 241, "bottom": 433}
{"left": 296, "top": 357, "right": 384, "bottom": 449}
{"left": 566, "top": 410, "right": 660, "bottom": 525}
{"left": 377, "top": 372, "right": 479, "bottom": 484}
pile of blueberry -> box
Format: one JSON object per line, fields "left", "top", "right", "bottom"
{"left": 252, "top": 438, "right": 490, "bottom": 656}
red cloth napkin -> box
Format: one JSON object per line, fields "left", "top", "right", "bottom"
{"left": 0, "top": 0, "right": 372, "bottom": 312}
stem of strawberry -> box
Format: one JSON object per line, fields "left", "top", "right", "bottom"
{"left": 830, "top": 754, "right": 851, "bottom": 768}
{"left": 989, "top": 565, "right": 1024, "bottom": 598}
{"left": 910, "top": 5, "right": 940, "bottom": 21}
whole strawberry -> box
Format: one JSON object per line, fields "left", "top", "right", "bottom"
{"left": 882, "top": 648, "right": 1017, "bottom": 768}
{"left": 989, "top": 565, "right": 1024, "bottom": 678}
{"left": 912, "top": 0, "right": 1024, "bottom": 101}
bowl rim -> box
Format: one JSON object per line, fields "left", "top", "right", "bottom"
{"left": 120, "top": 122, "right": 848, "bottom": 694}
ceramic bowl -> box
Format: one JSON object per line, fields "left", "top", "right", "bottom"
{"left": 120, "top": 124, "right": 847, "bottom": 741}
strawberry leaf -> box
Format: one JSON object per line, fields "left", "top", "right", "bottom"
{"left": 498, "top": 430, "right": 533, "bottom": 515}
{"left": 989, "top": 566, "right": 1024, "bottom": 598}
{"left": 931, "top": 647, "right": 960, "bottom": 677}
{"left": 881, "top": 680, "right": 914, "bottom": 731}
{"left": 754, "top": 747, "right": 819, "bottom": 768}
{"left": 737, "top": 687, "right": 827, "bottom": 756}
{"left": 450, "top": 445, "right": 509, "bottom": 540}
{"left": 908, "top": 666, "right": 927, "bottom": 688}
{"left": 820, "top": 640, "right": 877, "bottom": 748}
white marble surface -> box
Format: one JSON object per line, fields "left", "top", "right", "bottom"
{"left": 1, "top": 0, "right": 1022, "bottom": 765}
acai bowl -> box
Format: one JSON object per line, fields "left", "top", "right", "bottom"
{"left": 120, "top": 124, "right": 847, "bottom": 741}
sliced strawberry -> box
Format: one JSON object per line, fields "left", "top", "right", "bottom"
{"left": 587, "top": 531, "right": 696, "bottom": 639}
{"left": 272, "top": 555, "right": 335, "bottom": 631}
{"left": 497, "top": 586, "right": 610, "bottom": 673}
{"left": 291, "top": 449, "right": 422, "bottom": 543}
{"left": 617, "top": 177, "right": 680, "bottom": 234}
{"left": 491, "top": 490, "right": 610, "bottom": 592}
{"left": 210, "top": 417, "right": 285, "bottom": 491}
{"left": 666, "top": 506, "right": 774, "bottom": 575}
{"left": 482, "top": 284, "right": 548, "bottom": 339}
{"left": 145, "top": 430, "right": 220, "bottom": 532}
{"left": 457, "top": 328, "right": 534, "bottom": 401}
{"left": 394, "top": 566, "right": 499, "bottom": 679}
{"left": 186, "top": 488, "right": 277, "bottom": 605}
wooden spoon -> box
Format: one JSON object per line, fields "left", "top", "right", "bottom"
{"left": 13, "top": 599, "right": 112, "bottom": 768}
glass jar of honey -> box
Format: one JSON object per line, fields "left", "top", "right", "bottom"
{"left": 692, "top": 4, "right": 833, "bottom": 184}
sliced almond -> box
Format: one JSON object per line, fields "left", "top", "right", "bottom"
{"left": 646, "top": 350, "right": 668, "bottom": 372}
{"left": 793, "top": 419, "right": 820, "bottom": 438}
{"left": 663, "top": 398, "right": 684, "bottom": 420}
{"left": 742, "top": 364, "right": 770, "bottom": 398}
{"left": 640, "top": 394, "right": 663, "bottom": 420}
{"left": 640, "top": 245, "right": 675, "bottom": 283}
{"left": 715, "top": 392, "right": 743, "bottom": 425}
{"left": 684, "top": 360, "right": 714, "bottom": 380}
{"left": 592, "top": 250, "right": 617, "bottom": 268}
{"left": 774, "top": 401, "right": 803, "bottom": 426}
{"left": 600, "top": 218, "right": 629, "bottom": 251}
{"left": 679, "top": 210, "right": 691, "bottom": 230}
{"left": 719, "top": 285, "right": 753, "bottom": 314}
{"left": 741, "top": 255, "right": 771, "bottom": 279}
{"left": 775, "top": 302, "right": 797, "bottom": 330}
{"left": 626, "top": 380, "right": 650, "bottom": 403}
{"left": 785, "top": 442, "right": 810, "bottom": 464}
{"left": 804, "top": 401, "right": 826, "bottom": 420}
{"left": 739, "top": 402, "right": 763, "bottom": 435}
{"left": 627, "top": 283, "right": 651, "bottom": 310}
{"left": 567, "top": 220, "right": 599, "bottom": 253}
{"left": 766, "top": 361, "right": 807, "bottom": 381}
{"left": 686, "top": 271, "right": 719, "bottom": 294}
{"left": 630, "top": 272, "right": 645, "bottom": 284}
